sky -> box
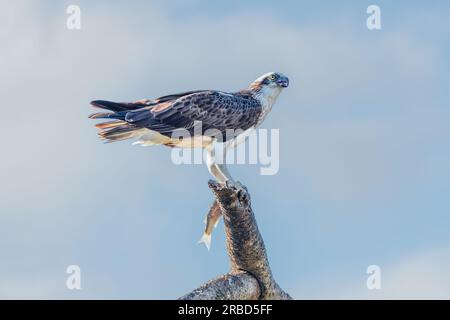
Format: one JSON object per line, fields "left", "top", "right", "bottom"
{"left": 0, "top": 0, "right": 450, "bottom": 299}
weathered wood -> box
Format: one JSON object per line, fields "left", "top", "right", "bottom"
{"left": 179, "top": 271, "right": 260, "bottom": 300}
{"left": 179, "top": 180, "right": 292, "bottom": 300}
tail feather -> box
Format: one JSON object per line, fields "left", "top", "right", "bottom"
{"left": 90, "top": 99, "right": 159, "bottom": 144}
{"left": 89, "top": 111, "right": 127, "bottom": 120}
{"left": 89, "top": 112, "right": 114, "bottom": 119}
{"left": 91, "top": 100, "right": 147, "bottom": 112}
{"left": 98, "top": 125, "right": 145, "bottom": 142}
{"left": 89, "top": 99, "right": 152, "bottom": 121}
{"left": 95, "top": 120, "right": 127, "bottom": 130}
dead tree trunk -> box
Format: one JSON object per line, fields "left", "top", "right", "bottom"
{"left": 179, "top": 180, "right": 292, "bottom": 300}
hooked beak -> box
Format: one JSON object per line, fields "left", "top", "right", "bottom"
{"left": 277, "top": 77, "right": 289, "bottom": 88}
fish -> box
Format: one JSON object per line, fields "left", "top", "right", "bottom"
{"left": 198, "top": 200, "right": 222, "bottom": 251}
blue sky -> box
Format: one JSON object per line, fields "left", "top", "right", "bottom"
{"left": 0, "top": 0, "right": 449, "bottom": 299}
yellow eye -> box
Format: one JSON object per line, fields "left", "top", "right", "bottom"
{"left": 268, "top": 74, "right": 276, "bottom": 81}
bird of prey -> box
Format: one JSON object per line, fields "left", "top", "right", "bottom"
{"left": 89, "top": 72, "right": 289, "bottom": 248}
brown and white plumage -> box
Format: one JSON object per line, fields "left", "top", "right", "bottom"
{"left": 90, "top": 72, "right": 288, "bottom": 148}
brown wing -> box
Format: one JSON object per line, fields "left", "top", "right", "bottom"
{"left": 124, "top": 91, "right": 263, "bottom": 139}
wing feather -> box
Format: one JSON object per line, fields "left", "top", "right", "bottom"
{"left": 153, "top": 91, "right": 262, "bottom": 138}
{"left": 117, "top": 91, "right": 262, "bottom": 141}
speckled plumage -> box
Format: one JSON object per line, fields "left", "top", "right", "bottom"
{"left": 89, "top": 72, "right": 289, "bottom": 145}
{"left": 124, "top": 90, "right": 263, "bottom": 140}
{"left": 90, "top": 72, "right": 289, "bottom": 250}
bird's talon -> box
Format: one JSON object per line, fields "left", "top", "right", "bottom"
{"left": 233, "top": 182, "right": 249, "bottom": 202}
{"left": 225, "top": 180, "right": 235, "bottom": 189}
{"left": 237, "top": 189, "right": 248, "bottom": 202}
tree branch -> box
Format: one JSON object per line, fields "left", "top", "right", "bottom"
{"left": 179, "top": 271, "right": 260, "bottom": 300}
{"left": 179, "top": 180, "right": 292, "bottom": 300}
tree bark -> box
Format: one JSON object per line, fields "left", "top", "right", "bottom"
{"left": 179, "top": 180, "right": 292, "bottom": 300}
{"left": 179, "top": 272, "right": 260, "bottom": 300}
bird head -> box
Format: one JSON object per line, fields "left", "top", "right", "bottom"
{"left": 248, "top": 72, "right": 289, "bottom": 104}
{"left": 250, "top": 72, "right": 289, "bottom": 90}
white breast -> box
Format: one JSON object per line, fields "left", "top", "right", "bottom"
{"left": 255, "top": 86, "right": 282, "bottom": 127}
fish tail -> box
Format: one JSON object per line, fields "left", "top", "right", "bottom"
{"left": 198, "top": 233, "right": 212, "bottom": 251}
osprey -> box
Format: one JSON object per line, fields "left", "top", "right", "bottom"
{"left": 90, "top": 72, "right": 289, "bottom": 249}
{"left": 89, "top": 72, "right": 289, "bottom": 184}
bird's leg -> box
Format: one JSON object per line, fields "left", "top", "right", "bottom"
{"left": 206, "top": 144, "right": 234, "bottom": 184}
{"left": 215, "top": 163, "right": 234, "bottom": 184}
{"left": 210, "top": 162, "right": 249, "bottom": 201}
{"left": 214, "top": 155, "right": 247, "bottom": 201}
{"left": 205, "top": 143, "right": 248, "bottom": 201}
{"left": 206, "top": 159, "right": 229, "bottom": 184}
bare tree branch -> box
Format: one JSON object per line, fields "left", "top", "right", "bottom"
{"left": 179, "top": 180, "right": 292, "bottom": 300}
{"left": 179, "top": 271, "right": 260, "bottom": 300}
